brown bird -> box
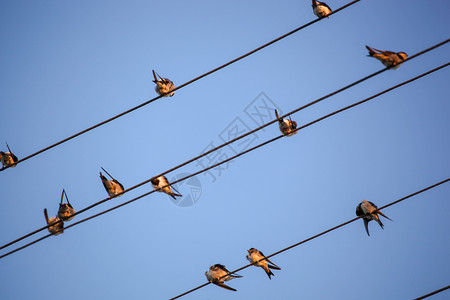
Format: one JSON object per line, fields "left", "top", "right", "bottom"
{"left": 312, "top": 0, "right": 332, "bottom": 18}
{"left": 247, "top": 248, "right": 281, "bottom": 279}
{"left": 205, "top": 264, "right": 242, "bottom": 291}
{"left": 356, "top": 200, "right": 392, "bottom": 236}
{"left": 0, "top": 142, "right": 18, "bottom": 168}
{"left": 152, "top": 70, "right": 175, "bottom": 97}
{"left": 366, "top": 45, "right": 407, "bottom": 69}
{"left": 151, "top": 175, "right": 182, "bottom": 200}
{"left": 100, "top": 167, "right": 125, "bottom": 198}
{"left": 275, "top": 109, "right": 298, "bottom": 137}
{"left": 57, "top": 189, "right": 75, "bottom": 221}
{"left": 44, "top": 208, "right": 64, "bottom": 236}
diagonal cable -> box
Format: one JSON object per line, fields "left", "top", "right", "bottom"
{"left": 0, "top": 0, "right": 362, "bottom": 172}
{"left": 169, "top": 178, "right": 450, "bottom": 299}
{"left": 414, "top": 285, "right": 450, "bottom": 300}
{"left": 1, "top": 39, "right": 447, "bottom": 251}
{"left": 0, "top": 62, "right": 447, "bottom": 259}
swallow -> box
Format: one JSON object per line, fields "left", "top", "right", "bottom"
{"left": 0, "top": 142, "right": 18, "bottom": 168}
{"left": 275, "top": 109, "right": 298, "bottom": 137}
{"left": 312, "top": 0, "right": 332, "bottom": 18}
{"left": 366, "top": 45, "right": 408, "bottom": 69}
{"left": 205, "top": 264, "right": 243, "bottom": 292}
{"left": 152, "top": 70, "right": 175, "bottom": 97}
{"left": 356, "top": 200, "right": 392, "bottom": 236}
{"left": 100, "top": 167, "right": 125, "bottom": 198}
{"left": 57, "top": 189, "right": 75, "bottom": 221}
{"left": 151, "top": 175, "right": 182, "bottom": 200}
{"left": 44, "top": 208, "right": 64, "bottom": 236}
{"left": 246, "top": 248, "right": 281, "bottom": 279}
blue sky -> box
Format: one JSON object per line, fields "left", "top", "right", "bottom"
{"left": 1, "top": 1, "right": 449, "bottom": 299}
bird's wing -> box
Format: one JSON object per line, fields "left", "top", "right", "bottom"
{"left": 378, "top": 210, "right": 392, "bottom": 221}
{"left": 214, "top": 282, "right": 237, "bottom": 292}
{"left": 152, "top": 70, "right": 159, "bottom": 82}
{"left": 267, "top": 258, "right": 281, "bottom": 270}
{"left": 321, "top": 1, "right": 332, "bottom": 10}
{"left": 356, "top": 204, "right": 364, "bottom": 217}
{"left": 100, "top": 173, "right": 110, "bottom": 191}
{"left": 114, "top": 180, "right": 125, "bottom": 191}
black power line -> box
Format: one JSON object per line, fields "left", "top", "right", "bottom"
{"left": 0, "top": 0, "right": 362, "bottom": 172}
{"left": 168, "top": 178, "right": 450, "bottom": 300}
{"left": 1, "top": 62, "right": 447, "bottom": 259}
{"left": 414, "top": 285, "right": 450, "bottom": 300}
{"left": 0, "top": 39, "right": 447, "bottom": 252}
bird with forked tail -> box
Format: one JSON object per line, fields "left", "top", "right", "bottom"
{"left": 205, "top": 264, "right": 242, "bottom": 291}
{"left": 57, "top": 189, "right": 75, "bottom": 221}
{"left": 247, "top": 248, "right": 281, "bottom": 279}
{"left": 275, "top": 109, "right": 298, "bottom": 137}
{"left": 100, "top": 167, "right": 125, "bottom": 198}
{"left": 356, "top": 200, "right": 392, "bottom": 236}
{"left": 152, "top": 69, "right": 175, "bottom": 97}
{"left": 0, "top": 142, "right": 18, "bottom": 168}
{"left": 366, "top": 45, "right": 407, "bottom": 69}
{"left": 151, "top": 175, "right": 182, "bottom": 200}
{"left": 44, "top": 208, "right": 64, "bottom": 236}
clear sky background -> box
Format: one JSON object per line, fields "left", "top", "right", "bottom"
{"left": 1, "top": 1, "right": 449, "bottom": 299}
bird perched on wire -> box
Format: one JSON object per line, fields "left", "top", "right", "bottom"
{"left": 205, "top": 264, "right": 243, "bottom": 292}
{"left": 275, "top": 109, "right": 298, "bottom": 137}
{"left": 356, "top": 200, "right": 392, "bottom": 236}
{"left": 365, "top": 45, "right": 408, "bottom": 69}
{"left": 246, "top": 248, "right": 281, "bottom": 279}
{"left": 57, "top": 189, "right": 75, "bottom": 221}
{"left": 152, "top": 70, "right": 175, "bottom": 97}
{"left": 151, "top": 175, "right": 182, "bottom": 200}
{"left": 0, "top": 142, "right": 18, "bottom": 168}
{"left": 100, "top": 167, "right": 125, "bottom": 198}
{"left": 312, "top": 0, "right": 332, "bottom": 18}
{"left": 44, "top": 209, "right": 64, "bottom": 236}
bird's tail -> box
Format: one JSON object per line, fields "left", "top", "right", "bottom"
{"left": 170, "top": 186, "right": 182, "bottom": 199}
{"left": 366, "top": 45, "right": 377, "bottom": 56}
{"left": 363, "top": 218, "right": 370, "bottom": 236}
{"left": 101, "top": 167, "right": 116, "bottom": 180}
{"left": 44, "top": 209, "right": 50, "bottom": 224}
{"left": 275, "top": 109, "right": 283, "bottom": 125}
{"left": 266, "top": 269, "right": 275, "bottom": 280}
{"left": 64, "top": 190, "right": 71, "bottom": 205}
{"left": 264, "top": 265, "right": 275, "bottom": 279}
{"left": 169, "top": 192, "right": 182, "bottom": 200}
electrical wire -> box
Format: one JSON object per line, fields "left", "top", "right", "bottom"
{"left": 1, "top": 62, "right": 447, "bottom": 259}
{"left": 1, "top": 39, "right": 447, "bottom": 252}
{"left": 414, "top": 285, "right": 450, "bottom": 300}
{"left": 0, "top": 0, "right": 362, "bottom": 172}
{"left": 168, "top": 178, "right": 450, "bottom": 300}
